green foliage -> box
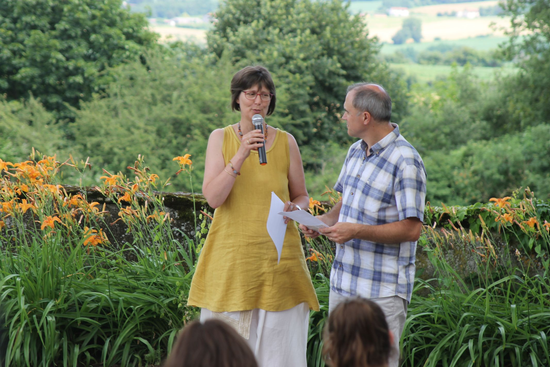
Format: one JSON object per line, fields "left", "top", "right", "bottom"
{"left": 0, "top": 156, "right": 197, "bottom": 366}
{"left": 500, "top": 0, "right": 550, "bottom": 126}
{"left": 392, "top": 18, "right": 422, "bottom": 44}
{"left": 67, "top": 46, "right": 241, "bottom": 191}
{"left": 207, "top": 0, "right": 409, "bottom": 171}
{"left": 0, "top": 97, "right": 63, "bottom": 162}
{"left": 403, "top": 215, "right": 550, "bottom": 367}
{"left": 421, "top": 124, "right": 550, "bottom": 205}
{"left": 400, "top": 64, "right": 550, "bottom": 205}
{"left": 0, "top": 0, "right": 158, "bottom": 115}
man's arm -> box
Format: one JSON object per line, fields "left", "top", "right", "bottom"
{"left": 318, "top": 217, "right": 422, "bottom": 245}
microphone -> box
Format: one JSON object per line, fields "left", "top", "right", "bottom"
{"left": 252, "top": 114, "right": 267, "bottom": 165}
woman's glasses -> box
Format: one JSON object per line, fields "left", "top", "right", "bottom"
{"left": 242, "top": 90, "right": 273, "bottom": 101}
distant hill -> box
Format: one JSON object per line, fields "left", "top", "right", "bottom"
{"left": 127, "top": 0, "right": 496, "bottom": 18}
{"left": 127, "top": 0, "right": 219, "bottom": 18}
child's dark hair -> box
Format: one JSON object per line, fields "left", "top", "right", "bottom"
{"left": 323, "top": 297, "right": 392, "bottom": 367}
{"left": 163, "top": 319, "right": 258, "bottom": 367}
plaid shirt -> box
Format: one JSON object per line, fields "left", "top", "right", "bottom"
{"left": 331, "top": 124, "right": 426, "bottom": 302}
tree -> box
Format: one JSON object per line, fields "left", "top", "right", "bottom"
{"left": 500, "top": 0, "right": 550, "bottom": 126}
{"left": 392, "top": 18, "right": 422, "bottom": 44}
{"left": 0, "top": 0, "right": 158, "bottom": 115}
{"left": 67, "top": 47, "right": 263, "bottom": 191}
{"left": 206, "top": 0, "right": 410, "bottom": 170}
{"left": 0, "top": 97, "right": 63, "bottom": 163}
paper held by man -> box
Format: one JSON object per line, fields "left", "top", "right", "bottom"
{"left": 267, "top": 192, "right": 329, "bottom": 264}
{"left": 278, "top": 208, "right": 328, "bottom": 232}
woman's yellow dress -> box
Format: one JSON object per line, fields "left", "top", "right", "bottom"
{"left": 188, "top": 126, "right": 319, "bottom": 312}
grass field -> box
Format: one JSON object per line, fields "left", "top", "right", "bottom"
{"left": 366, "top": 15, "right": 510, "bottom": 42}
{"left": 389, "top": 62, "right": 518, "bottom": 83}
{"left": 347, "top": 0, "right": 382, "bottom": 14}
{"left": 380, "top": 35, "right": 510, "bottom": 53}
{"left": 150, "top": 25, "right": 206, "bottom": 43}
{"left": 411, "top": 0, "right": 499, "bottom": 15}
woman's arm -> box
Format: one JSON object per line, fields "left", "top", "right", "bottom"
{"left": 202, "top": 129, "right": 234, "bottom": 208}
{"left": 284, "top": 133, "right": 309, "bottom": 214}
{"left": 202, "top": 128, "right": 266, "bottom": 208}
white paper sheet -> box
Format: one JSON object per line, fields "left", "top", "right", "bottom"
{"left": 267, "top": 192, "right": 287, "bottom": 264}
{"left": 279, "top": 210, "right": 329, "bottom": 232}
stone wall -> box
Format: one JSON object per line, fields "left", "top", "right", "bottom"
{"left": 62, "top": 187, "right": 535, "bottom": 282}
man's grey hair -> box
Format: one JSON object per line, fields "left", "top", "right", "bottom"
{"left": 347, "top": 83, "right": 391, "bottom": 122}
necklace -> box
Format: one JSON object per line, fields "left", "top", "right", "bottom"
{"left": 238, "top": 122, "right": 268, "bottom": 140}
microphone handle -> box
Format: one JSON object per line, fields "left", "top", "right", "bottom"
{"left": 257, "top": 124, "right": 267, "bottom": 165}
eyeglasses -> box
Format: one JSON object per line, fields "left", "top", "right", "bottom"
{"left": 242, "top": 90, "right": 273, "bottom": 102}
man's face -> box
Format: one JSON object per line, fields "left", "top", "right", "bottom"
{"left": 342, "top": 92, "right": 365, "bottom": 138}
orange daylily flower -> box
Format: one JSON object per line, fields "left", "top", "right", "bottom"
{"left": 65, "top": 194, "right": 84, "bottom": 208}
{"left": 37, "top": 156, "right": 57, "bottom": 168}
{"left": 119, "top": 206, "right": 139, "bottom": 218}
{"left": 16, "top": 165, "right": 42, "bottom": 182}
{"left": 496, "top": 213, "right": 513, "bottom": 224}
{"left": 0, "top": 220, "right": 5, "bottom": 230}
{"left": 83, "top": 227, "right": 108, "bottom": 246}
{"left": 43, "top": 184, "right": 61, "bottom": 194}
{"left": 118, "top": 192, "right": 132, "bottom": 203}
{"left": 523, "top": 217, "right": 538, "bottom": 229}
{"left": 0, "top": 159, "right": 12, "bottom": 172}
{"left": 543, "top": 220, "right": 550, "bottom": 232}
{"left": 173, "top": 154, "right": 192, "bottom": 167}
{"left": 490, "top": 197, "right": 511, "bottom": 209}
{"left": 100, "top": 173, "right": 121, "bottom": 186}
{"left": 86, "top": 202, "right": 100, "bottom": 213}
{"left": 147, "top": 211, "right": 166, "bottom": 223}
{"left": 306, "top": 249, "right": 324, "bottom": 262}
{"left": 41, "top": 216, "right": 62, "bottom": 230}
{"left": 0, "top": 200, "right": 15, "bottom": 214}
{"left": 19, "top": 199, "right": 36, "bottom": 214}
{"left": 148, "top": 174, "right": 159, "bottom": 183}
{"left": 309, "top": 198, "right": 321, "bottom": 210}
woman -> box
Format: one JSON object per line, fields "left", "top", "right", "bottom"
{"left": 323, "top": 297, "right": 394, "bottom": 367}
{"left": 163, "top": 319, "right": 258, "bottom": 367}
{"left": 188, "top": 65, "right": 319, "bottom": 367}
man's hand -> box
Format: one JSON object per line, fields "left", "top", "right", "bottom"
{"left": 318, "top": 222, "right": 358, "bottom": 244}
{"left": 299, "top": 224, "right": 321, "bottom": 239}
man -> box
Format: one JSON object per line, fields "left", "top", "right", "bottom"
{"left": 300, "top": 83, "right": 426, "bottom": 367}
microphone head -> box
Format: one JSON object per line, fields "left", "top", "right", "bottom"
{"left": 252, "top": 114, "right": 264, "bottom": 128}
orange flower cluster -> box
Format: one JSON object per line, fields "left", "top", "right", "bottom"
{"left": 0, "top": 155, "right": 107, "bottom": 246}
{"left": 1, "top": 154, "right": 194, "bottom": 250}
{"left": 83, "top": 227, "right": 108, "bottom": 246}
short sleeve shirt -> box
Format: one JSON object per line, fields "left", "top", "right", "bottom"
{"left": 331, "top": 124, "right": 426, "bottom": 302}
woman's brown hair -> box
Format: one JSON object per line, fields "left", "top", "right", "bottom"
{"left": 163, "top": 319, "right": 258, "bottom": 367}
{"left": 230, "top": 65, "right": 277, "bottom": 116}
{"left": 323, "top": 297, "right": 392, "bottom": 367}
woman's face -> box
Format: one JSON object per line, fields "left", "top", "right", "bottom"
{"left": 237, "top": 83, "right": 272, "bottom": 122}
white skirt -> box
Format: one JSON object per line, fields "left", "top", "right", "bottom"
{"left": 201, "top": 302, "right": 310, "bottom": 367}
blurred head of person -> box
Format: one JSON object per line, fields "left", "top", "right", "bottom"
{"left": 323, "top": 297, "right": 393, "bottom": 367}
{"left": 163, "top": 319, "right": 258, "bottom": 367}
